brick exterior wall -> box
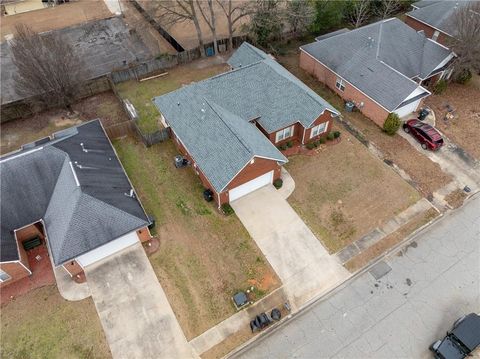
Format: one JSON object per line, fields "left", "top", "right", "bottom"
{"left": 300, "top": 50, "right": 390, "bottom": 127}
{"left": 171, "top": 131, "right": 281, "bottom": 206}
{"left": 405, "top": 16, "right": 450, "bottom": 46}
{"left": 304, "top": 111, "right": 334, "bottom": 143}
{"left": 0, "top": 262, "right": 30, "bottom": 288}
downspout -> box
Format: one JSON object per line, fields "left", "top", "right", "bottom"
{"left": 302, "top": 126, "right": 306, "bottom": 145}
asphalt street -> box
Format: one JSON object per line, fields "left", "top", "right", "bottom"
{"left": 234, "top": 194, "right": 480, "bottom": 359}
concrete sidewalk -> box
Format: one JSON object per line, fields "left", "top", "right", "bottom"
{"left": 231, "top": 186, "right": 349, "bottom": 309}
{"left": 85, "top": 243, "right": 197, "bottom": 359}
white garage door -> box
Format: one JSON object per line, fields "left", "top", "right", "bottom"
{"left": 394, "top": 99, "right": 422, "bottom": 119}
{"left": 229, "top": 171, "right": 273, "bottom": 202}
{"left": 76, "top": 231, "right": 139, "bottom": 268}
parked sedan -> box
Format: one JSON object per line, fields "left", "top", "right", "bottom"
{"left": 403, "top": 119, "right": 444, "bottom": 151}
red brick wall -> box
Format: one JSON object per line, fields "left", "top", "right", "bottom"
{"left": 299, "top": 51, "right": 390, "bottom": 127}
{"left": 0, "top": 262, "right": 30, "bottom": 288}
{"left": 304, "top": 111, "right": 334, "bottom": 142}
{"left": 404, "top": 16, "right": 450, "bottom": 46}
{"left": 264, "top": 122, "right": 304, "bottom": 146}
{"left": 171, "top": 131, "right": 280, "bottom": 206}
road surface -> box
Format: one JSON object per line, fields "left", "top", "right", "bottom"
{"left": 233, "top": 194, "right": 480, "bottom": 359}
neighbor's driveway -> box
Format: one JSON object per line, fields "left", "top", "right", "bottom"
{"left": 85, "top": 242, "right": 197, "bottom": 359}
{"left": 231, "top": 186, "right": 349, "bottom": 308}
{"left": 399, "top": 130, "right": 480, "bottom": 193}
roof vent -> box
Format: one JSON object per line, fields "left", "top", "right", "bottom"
{"left": 417, "top": 30, "right": 425, "bottom": 36}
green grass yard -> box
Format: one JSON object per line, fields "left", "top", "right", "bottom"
{"left": 115, "top": 62, "right": 229, "bottom": 133}
{"left": 113, "top": 137, "right": 280, "bottom": 339}
{"left": 1, "top": 286, "right": 110, "bottom": 359}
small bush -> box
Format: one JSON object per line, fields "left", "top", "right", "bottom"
{"left": 273, "top": 178, "right": 283, "bottom": 189}
{"left": 333, "top": 131, "right": 341, "bottom": 139}
{"left": 306, "top": 142, "right": 316, "bottom": 150}
{"left": 326, "top": 132, "right": 335, "bottom": 141}
{"left": 279, "top": 143, "right": 288, "bottom": 151}
{"left": 455, "top": 69, "right": 472, "bottom": 84}
{"left": 221, "top": 203, "right": 234, "bottom": 215}
{"left": 319, "top": 137, "right": 326, "bottom": 144}
{"left": 286, "top": 140, "right": 293, "bottom": 148}
{"left": 433, "top": 79, "right": 447, "bottom": 94}
{"left": 383, "top": 113, "right": 401, "bottom": 135}
{"left": 314, "top": 140, "right": 321, "bottom": 147}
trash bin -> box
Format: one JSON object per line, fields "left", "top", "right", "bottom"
{"left": 418, "top": 108, "right": 430, "bottom": 121}
{"left": 345, "top": 101, "right": 355, "bottom": 112}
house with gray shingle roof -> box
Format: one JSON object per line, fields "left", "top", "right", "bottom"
{"left": 0, "top": 120, "right": 151, "bottom": 288}
{"left": 300, "top": 18, "right": 455, "bottom": 127}
{"left": 405, "top": 0, "right": 472, "bottom": 46}
{"left": 153, "top": 42, "right": 339, "bottom": 206}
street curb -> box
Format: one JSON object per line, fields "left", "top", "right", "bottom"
{"left": 224, "top": 193, "right": 479, "bottom": 358}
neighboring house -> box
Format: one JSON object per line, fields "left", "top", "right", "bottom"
{"left": 405, "top": 0, "right": 469, "bottom": 46}
{"left": 0, "top": 120, "right": 152, "bottom": 287}
{"left": 300, "top": 18, "right": 455, "bottom": 127}
{"left": 153, "top": 42, "right": 339, "bottom": 207}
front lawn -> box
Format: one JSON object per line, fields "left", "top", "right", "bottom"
{"left": 113, "top": 137, "right": 280, "bottom": 339}
{"left": 1, "top": 286, "right": 110, "bottom": 359}
{"left": 286, "top": 125, "right": 420, "bottom": 253}
{"left": 424, "top": 79, "right": 480, "bottom": 160}
{"left": 115, "top": 61, "right": 229, "bottom": 133}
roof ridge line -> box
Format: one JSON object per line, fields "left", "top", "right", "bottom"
{"left": 205, "top": 99, "right": 254, "bottom": 155}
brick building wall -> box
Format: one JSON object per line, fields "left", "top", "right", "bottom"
{"left": 404, "top": 16, "right": 450, "bottom": 46}
{"left": 171, "top": 131, "right": 281, "bottom": 206}
{"left": 0, "top": 262, "right": 30, "bottom": 288}
{"left": 299, "top": 50, "right": 390, "bottom": 127}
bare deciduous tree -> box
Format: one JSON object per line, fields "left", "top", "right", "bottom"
{"left": 285, "top": 0, "right": 315, "bottom": 36}
{"left": 247, "top": 0, "right": 284, "bottom": 47}
{"left": 10, "top": 24, "right": 86, "bottom": 110}
{"left": 197, "top": 0, "right": 219, "bottom": 54}
{"left": 347, "top": 0, "right": 372, "bottom": 28}
{"left": 448, "top": 1, "right": 480, "bottom": 81}
{"left": 216, "top": 0, "right": 255, "bottom": 50}
{"left": 147, "top": 0, "right": 206, "bottom": 56}
{"left": 375, "top": 0, "right": 401, "bottom": 19}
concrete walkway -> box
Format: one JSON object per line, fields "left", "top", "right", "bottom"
{"left": 85, "top": 243, "right": 197, "bottom": 359}
{"left": 231, "top": 186, "right": 349, "bottom": 309}
{"left": 277, "top": 167, "right": 295, "bottom": 199}
{"left": 53, "top": 266, "right": 90, "bottom": 301}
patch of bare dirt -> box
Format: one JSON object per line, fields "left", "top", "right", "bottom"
{"left": 424, "top": 83, "right": 480, "bottom": 160}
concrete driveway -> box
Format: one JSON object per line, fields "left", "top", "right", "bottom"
{"left": 85, "top": 242, "right": 197, "bottom": 359}
{"left": 231, "top": 186, "right": 349, "bottom": 308}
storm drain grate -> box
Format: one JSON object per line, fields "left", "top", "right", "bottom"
{"left": 369, "top": 260, "right": 392, "bottom": 280}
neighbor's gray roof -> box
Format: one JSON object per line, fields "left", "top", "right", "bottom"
{"left": 315, "top": 28, "right": 350, "bottom": 42}
{"left": 301, "top": 18, "right": 452, "bottom": 111}
{"left": 411, "top": 0, "right": 441, "bottom": 9}
{"left": 153, "top": 43, "right": 338, "bottom": 192}
{"left": 1, "top": 16, "right": 152, "bottom": 105}
{"left": 228, "top": 42, "right": 270, "bottom": 69}
{"left": 407, "top": 0, "right": 470, "bottom": 36}
{"left": 0, "top": 120, "right": 149, "bottom": 265}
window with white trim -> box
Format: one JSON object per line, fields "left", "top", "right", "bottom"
{"left": 0, "top": 269, "right": 11, "bottom": 283}
{"left": 335, "top": 77, "right": 346, "bottom": 92}
{"left": 432, "top": 30, "right": 440, "bottom": 41}
{"left": 275, "top": 125, "right": 294, "bottom": 143}
{"left": 310, "top": 122, "right": 328, "bottom": 139}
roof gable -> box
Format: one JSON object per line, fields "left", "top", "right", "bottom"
{"left": 228, "top": 42, "right": 270, "bottom": 69}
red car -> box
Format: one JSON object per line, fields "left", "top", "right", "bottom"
{"left": 403, "top": 119, "right": 444, "bottom": 151}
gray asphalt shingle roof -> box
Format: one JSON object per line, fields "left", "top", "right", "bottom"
{"left": 301, "top": 18, "right": 452, "bottom": 111}
{"left": 228, "top": 42, "right": 269, "bottom": 68}
{"left": 407, "top": 0, "right": 470, "bottom": 36}
{"left": 1, "top": 16, "right": 152, "bottom": 105}
{"left": 0, "top": 120, "right": 149, "bottom": 265}
{"left": 153, "top": 42, "right": 338, "bottom": 192}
